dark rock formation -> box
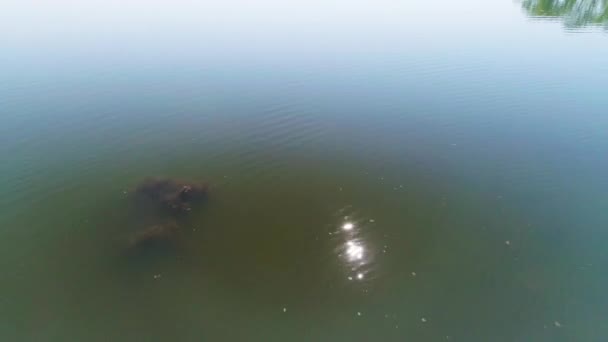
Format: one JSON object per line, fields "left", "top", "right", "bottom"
{"left": 125, "top": 177, "right": 209, "bottom": 255}
{"left": 134, "top": 178, "right": 208, "bottom": 215}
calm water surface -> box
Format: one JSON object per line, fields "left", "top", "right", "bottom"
{"left": 1, "top": 0, "right": 608, "bottom": 341}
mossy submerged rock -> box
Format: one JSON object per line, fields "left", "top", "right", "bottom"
{"left": 126, "top": 177, "right": 208, "bottom": 254}
{"left": 129, "top": 221, "right": 179, "bottom": 250}
{"left": 134, "top": 177, "right": 208, "bottom": 214}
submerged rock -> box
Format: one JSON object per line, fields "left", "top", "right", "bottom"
{"left": 129, "top": 221, "right": 179, "bottom": 250}
{"left": 134, "top": 177, "right": 208, "bottom": 215}
{"left": 125, "top": 177, "right": 209, "bottom": 256}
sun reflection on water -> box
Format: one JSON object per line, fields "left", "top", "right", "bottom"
{"left": 345, "top": 240, "right": 364, "bottom": 261}
{"left": 335, "top": 216, "right": 374, "bottom": 283}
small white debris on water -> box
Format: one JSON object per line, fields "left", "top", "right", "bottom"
{"left": 283, "top": 307, "right": 287, "bottom": 313}
{"left": 348, "top": 276, "right": 353, "bottom": 281}
{"left": 554, "top": 321, "right": 562, "bottom": 328}
{"left": 411, "top": 272, "right": 417, "bottom": 277}
{"left": 342, "top": 222, "right": 354, "bottom": 231}
{"left": 505, "top": 240, "right": 511, "bottom": 246}
{"left": 370, "top": 219, "right": 375, "bottom": 223}
{"left": 357, "top": 273, "right": 364, "bottom": 280}
{"left": 153, "top": 274, "right": 161, "bottom": 279}
{"left": 421, "top": 317, "right": 427, "bottom": 323}
{"left": 357, "top": 312, "right": 362, "bottom": 316}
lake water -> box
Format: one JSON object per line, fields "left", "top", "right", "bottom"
{"left": 1, "top": 0, "right": 607, "bottom": 341}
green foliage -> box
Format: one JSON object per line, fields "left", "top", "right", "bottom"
{"left": 522, "top": 0, "right": 608, "bottom": 28}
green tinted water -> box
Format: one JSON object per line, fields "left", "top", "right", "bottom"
{"left": 1, "top": 0, "right": 608, "bottom": 341}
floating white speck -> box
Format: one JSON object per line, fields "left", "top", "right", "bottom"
{"left": 348, "top": 276, "right": 353, "bottom": 281}
{"left": 357, "top": 312, "right": 362, "bottom": 316}
{"left": 421, "top": 317, "right": 427, "bottom": 323}
{"left": 153, "top": 274, "right": 161, "bottom": 279}
{"left": 370, "top": 219, "right": 375, "bottom": 223}
{"left": 342, "top": 222, "right": 354, "bottom": 231}
{"left": 411, "top": 272, "right": 417, "bottom": 277}
{"left": 283, "top": 307, "right": 287, "bottom": 313}
{"left": 357, "top": 273, "right": 364, "bottom": 280}
{"left": 554, "top": 321, "right": 562, "bottom": 328}
{"left": 505, "top": 240, "right": 511, "bottom": 245}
